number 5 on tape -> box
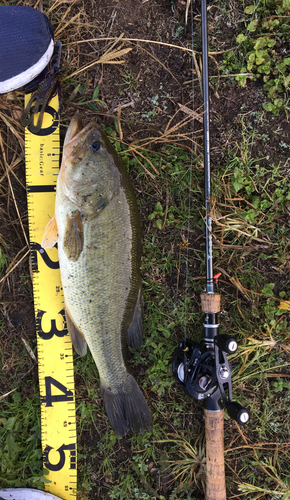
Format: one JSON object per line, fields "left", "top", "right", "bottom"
{"left": 25, "top": 94, "right": 77, "bottom": 500}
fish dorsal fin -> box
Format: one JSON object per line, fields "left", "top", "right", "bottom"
{"left": 41, "top": 215, "right": 58, "bottom": 249}
{"left": 63, "top": 210, "right": 84, "bottom": 262}
{"left": 65, "top": 307, "right": 87, "bottom": 356}
{"left": 126, "top": 287, "right": 144, "bottom": 349}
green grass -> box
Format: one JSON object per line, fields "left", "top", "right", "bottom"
{"left": 0, "top": 391, "right": 44, "bottom": 488}
{"left": 0, "top": 246, "right": 8, "bottom": 274}
{"left": 219, "top": 0, "right": 290, "bottom": 114}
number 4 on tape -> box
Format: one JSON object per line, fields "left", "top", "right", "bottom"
{"left": 25, "top": 94, "right": 77, "bottom": 500}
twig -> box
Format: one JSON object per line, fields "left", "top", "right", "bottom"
{"left": 215, "top": 266, "right": 252, "bottom": 302}
{"left": 0, "top": 248, "right": 30, "bottom": 294}
{"left": 192, "top": 50, "right": 203, "bottom": 94}
{"left": 21, "top": 338, "right": 37, "bottom": 362}
{"left": 185, "top": 0, "right": 191, "bottom": 24}
{"left": 130, "top": 150, "right": 155, "bottom": 179}
{"left": 213, "top": 244, "right": 269, "bottom": 250}
{"left": 136, "top": 43, "right": 181, "bottom": 87}
{"left": 128, "top": 145, "right": 159, "bottom": 174}
{"left": 0, "top": 388, "right": 17, "bottom": 401}
{"left": 54, "top": 12, "right": 81, "bottom": 39}
{"left": 0, "top": 133, "right": 29, "bottom": 248}
{"left": 117, "top": 103, "right": 123, "bottom": 142}
{"left": 162, "top": 181, "right": 169, "bottom": 230}
{"left": 65, "top": 34, "right": 132, "bottom": 79}
{"left": 68, "top": 36, "right": 234, "bottom": 56}
{"left": 0, "top": 155, "right": 25, "bottom": 190}
{"left": 0, "top": 365, "right": 36, "bottom": 401}
{"left": 178, "top": 103, "right": 203, "bottom": 123}
{"left": 48, "top": 0, "right": 78, "bottom": 14}
{"left": 0, "top": 112, "right": 24, "bottom": 147}
{"left": 225, "top": 442, "right": 290, "bottom": 454}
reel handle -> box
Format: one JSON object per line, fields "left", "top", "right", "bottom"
{"left": 227, "top": 401, "right": 250, "bottom": 425}
{"left": 215, "top": 334, "right": 238, "bottom": 354}
{"left": 205, "top": 409, "right": 226, "bottom": 500}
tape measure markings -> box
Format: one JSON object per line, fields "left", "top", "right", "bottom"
{"left": 27, "top": 186, "right": 56, "bottom": 192}
{"left": 25, "top": 94, "right": 77, "bottom": 500}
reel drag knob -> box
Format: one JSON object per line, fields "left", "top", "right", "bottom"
{"left": 227, "top": 401, "right": 249, "bottom": 425}
{"left": 216, "top": 334, "right": 238, "bottom": 354}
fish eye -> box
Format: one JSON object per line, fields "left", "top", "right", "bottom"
{"left": 92, "top": 141, "right": 101, "bottom": 153}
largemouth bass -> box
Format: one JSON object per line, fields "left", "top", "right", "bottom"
{"left": 42, "top": 115, "right": 152, "bottom": 437}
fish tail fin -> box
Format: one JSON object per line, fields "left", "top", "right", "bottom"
{"left": 101, "top": 373, "right": 152, "bottom": 438}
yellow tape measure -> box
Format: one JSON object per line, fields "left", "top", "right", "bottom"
{"left": 25, "top": 94, "right": 77, "bottom": 500}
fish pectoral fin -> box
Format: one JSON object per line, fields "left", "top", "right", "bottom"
{"left": 41, "top": 215, "right": 58, "bottom": 249}
{"left": 63, "top": 210, "right": 84, "bottom": 262}
{"left": 65, "top": 308, "right": 87, "bottom": 356}
{"left": 126, "top": 287, "right": 144, "bottom": 349}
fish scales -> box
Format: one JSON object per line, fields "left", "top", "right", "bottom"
{"left": 42, "top": 115, "right": 152, "bottom": 437}
{"left": 58, "top": 190, "right": 135, "bottom": 384}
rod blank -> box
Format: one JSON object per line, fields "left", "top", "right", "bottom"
{"left": 201, "top": 0, "right": 227, "bottom": 498}
{"left": 201, "top": 0, "right": 213, "bottom": 294}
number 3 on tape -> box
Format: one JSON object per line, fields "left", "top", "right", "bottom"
{"left": 25, "top": 94, "right": 77, "bottom": 500}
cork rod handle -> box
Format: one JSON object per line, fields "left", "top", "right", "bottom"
{"left": 205, "top": 409, "right": 226, "bottom": 500}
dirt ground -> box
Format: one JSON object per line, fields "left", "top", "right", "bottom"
{"left": 0, "top": 0, "right": 289, "bottom": 498}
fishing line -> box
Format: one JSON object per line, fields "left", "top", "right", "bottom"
{"left": 183, "top": 0, "right": 195, "bottom": 344}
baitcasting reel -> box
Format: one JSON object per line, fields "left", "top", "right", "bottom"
{"left": 173, "top": 334, "right": 250, "bottom": 425}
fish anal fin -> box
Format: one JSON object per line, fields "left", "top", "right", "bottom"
{"left": 65, "top": 308, "right": 87, "bottom": 356}
{"left": 126, "top": 287, "right": 144, "bottom": 349}
{"left": 41, "top": 215, "right": 58, "bottom": 249}
{"left": 101, "top": 373, "right": 152, "bottom": 437}
{"left": 63, "top": 210, "right": 84, "bottom": 262}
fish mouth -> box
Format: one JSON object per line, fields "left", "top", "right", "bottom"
{"left": 60, "top": 115, "right": 98, "bottom": 200}
{"left": 63, "top": 114, "right": 96, "bottom": 163}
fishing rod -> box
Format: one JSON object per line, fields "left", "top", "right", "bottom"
{"left": 173, "top": 0, "right": 250, "bottom": 498}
